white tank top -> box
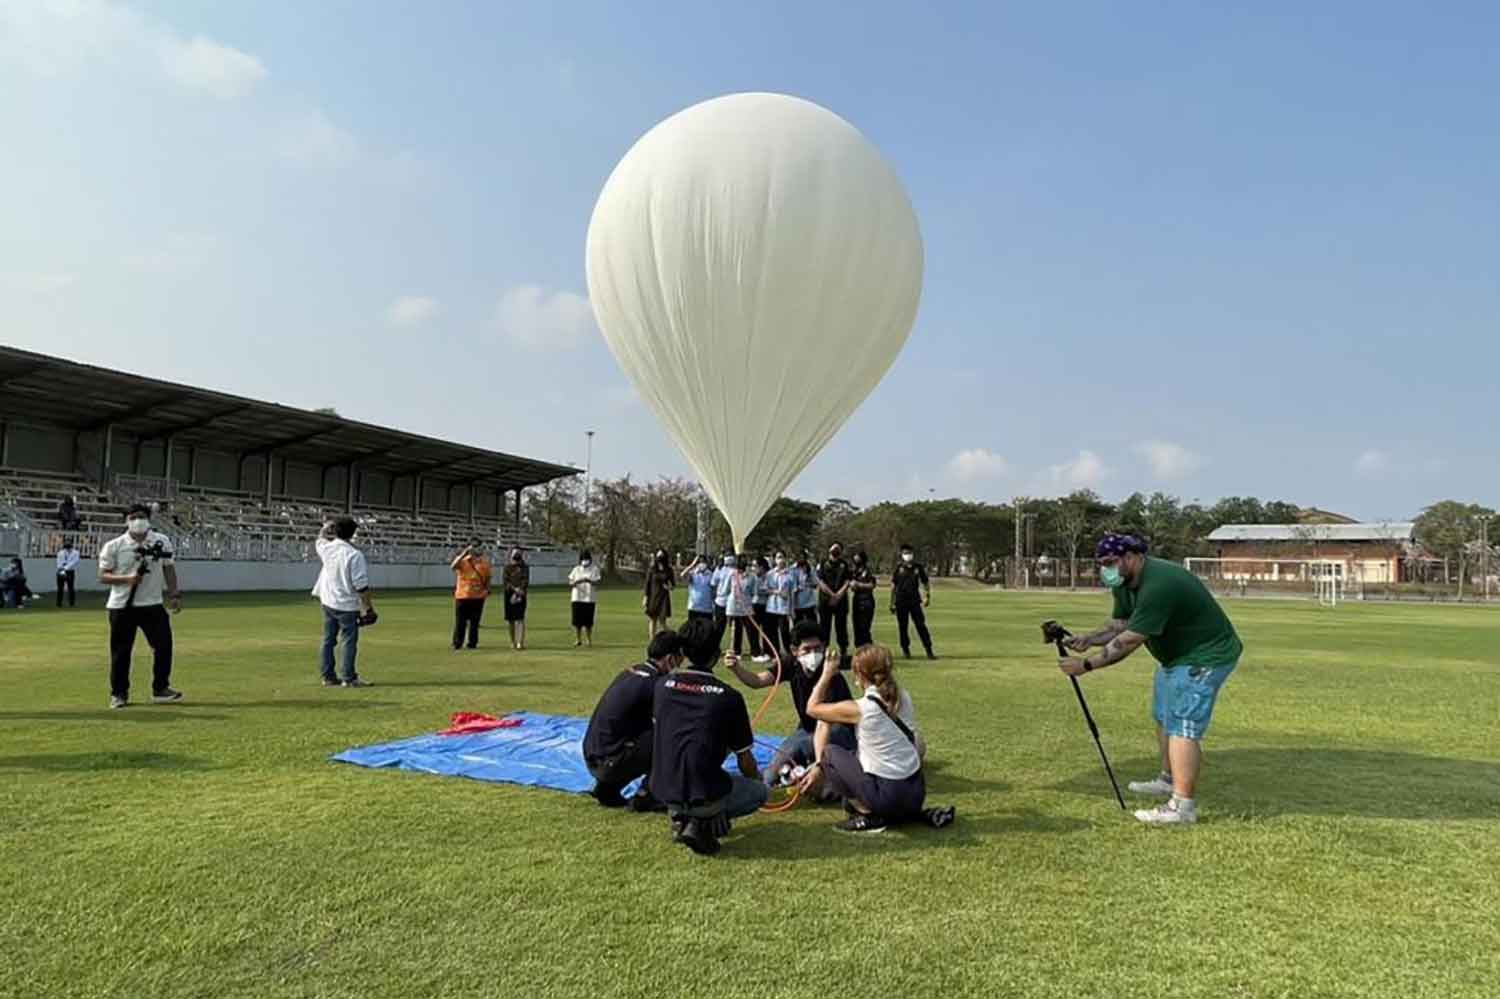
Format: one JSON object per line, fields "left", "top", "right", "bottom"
{"left": 855, "top": 690, "right": 921, "bottom": 780}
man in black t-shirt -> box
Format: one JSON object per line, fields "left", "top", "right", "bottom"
{"left": 726, "top": 618, "right": 856, "bottom": 802}
{"left": 582, "top": 631, "right": 682, "bottom": 810}
{"left": 649, "top": 618, "right": 768, "bottom": 855}
{"left": 816, "top": 542, "right": 852, "bottom": 661}
{"left": 890, "top": 543, "right": 936, "bottom": 660}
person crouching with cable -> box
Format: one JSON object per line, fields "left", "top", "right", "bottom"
{"left": 724, "top": 618, "right": 856, "bottom": 802}
{"left": 582, "top": 631, "right": 682, "bottom": 811}
{"left": 800, "top": 644, "right": 954, "bottom": 833}
{"left": 648, "top": 617, "right": 768, "bottom": 856}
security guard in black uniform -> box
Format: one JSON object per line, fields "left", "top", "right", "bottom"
{"left": 890, "top": 543, "right": 936, "bottom": 660}
{"left": 816, "top": 542, "right": 851, "bottom": 662}
{"left": 849, "top": 551, "right": 878, "bottom": 647}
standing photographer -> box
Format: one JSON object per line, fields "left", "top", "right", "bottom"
{"left": 313, "top": 517, "right": 376, "bottom": 687}
{"left": 1057, "top": 533, "right": 1242, "bottom": 827}
{"left": 97, "top": 504, "right": 182, "bottom": 709}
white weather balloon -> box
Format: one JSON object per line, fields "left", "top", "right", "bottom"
{"left": 586, "top": 93, "right": 923, "bottom": 549}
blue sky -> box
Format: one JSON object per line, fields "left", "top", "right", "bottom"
{"left": 3, "top": 1, "right": 1497, "bottom": 520}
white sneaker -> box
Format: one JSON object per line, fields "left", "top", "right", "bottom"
{"left": 1127, "top": 776, "right": 1174, "bottom": 798}
{"left": 1134, "top": 800, "right": 1197, "bottom": 826}
{"left": 752, "top": 655, "right": 772, "bottom": 663}
{"left": 109, "top": 695, "right": 127, "bottom": 710}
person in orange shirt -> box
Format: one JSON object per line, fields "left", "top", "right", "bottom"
{"left": 450, "top": 538, "right": 492, "bottom": 651}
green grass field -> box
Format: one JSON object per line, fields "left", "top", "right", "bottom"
{"left": 3, "top": 585, "right": 1497, "bottom": 999}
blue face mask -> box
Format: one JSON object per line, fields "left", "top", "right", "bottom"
{"left": 1100, "top": 565, "right": 1124, "bottom": 589}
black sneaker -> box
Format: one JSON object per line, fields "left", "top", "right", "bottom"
{"left": 835, "top": 814, "right": 887, "bottom": 834}
{"left": 901, "top": 648, "right": 911, "bottom": 659}
{"left": 151, "top": 688, "right": 183, "bottom": 703}
{"left": 924, "top": 805, "right": 956, "bottom": 829}
{"left": 675, "top": 818, "right": 721, "bottom": 855}
{"left": 926, "top": 650, "right": 938, "bottom": 661}
{"left": 589, "top": 784, "right": 626, "bottom": 809}
{"left": 628, "top": 789, "right": 667, "bottom": 813}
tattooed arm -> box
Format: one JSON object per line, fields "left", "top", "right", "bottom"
{"left": 1066, "top": 618, "right": 1129, "bottom": 651}
{"left": 1059, "top": 629, "right": 1146, "bottom": 676}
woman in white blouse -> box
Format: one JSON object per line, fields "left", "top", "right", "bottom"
{"left": 802, "top": 644, "right": 955, "bottom": 834}
{"left": 568, "top": 550, "right": 602, "bottom": 647}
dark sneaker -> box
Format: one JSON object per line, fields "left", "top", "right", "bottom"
{"left": 342, "top": 678, "right": 373, "bottom": 688}
{"left": 835, "top": 814, "right": 887, "bottom": 834}
{"left": 628, "top": 789, "right": 667, "bottom": 813}
{"left": 901, "top": 648, "right": 911, "bottom": 659}
{"left": 674, "top": 818, "right": 721, "bottom": 855}
{"left": 321, "top": 678, "right": 341, "bottom": 687}
{"left": 109, "top": 695, "right": 128, "bottom": 710}
{"left": 926, "top": 651, "right": 939, "bottom": 661}
{"left": 151, "top": 688, "right": 183, "bottom": 703}
{"left": 590, "top": 784, "right": 626, "bottom": 809}
{"left": 924, "top": 805, "right": 956, "bottom": 829}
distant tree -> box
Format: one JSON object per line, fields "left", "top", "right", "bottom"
{"left": 1416, "top": 500, "right": 1496, "bottom": 595}
{"left": 1053, "top": 489, "right": 1110, "bottom": 588}
{"left": 313, "top": 407, "right": 340, "bottom": 417}
{"left": 745, "top": 497, "right": 821, "bottom": 555}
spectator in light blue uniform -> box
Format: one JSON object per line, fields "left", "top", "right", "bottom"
{"left": 750, "top": 556, "right": 773, "bottom": 662}
{"left": 710, "top": 553, "right": 732, "bottom": 642}
{"left": 717, "top": 554, "right": 759, "bottom": 656}
{"left": 793, "top": 553, "right": 820, "bottom": 624}
{"left": 681, "top": 555, "right": 716, "bottom": 622}
{"left": 763, "top": 552, "right": 796, "bottom": 657}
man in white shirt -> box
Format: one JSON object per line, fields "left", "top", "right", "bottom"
{"left": 55, "top": 538, "right": 81, "bottom": 608}
{"left": 312, "top": 516, "right": 376, "bottom": 688}
{"left": 96, "top": 504, "right": 182, "bottom": 709}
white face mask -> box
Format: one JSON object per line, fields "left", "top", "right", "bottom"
{"left": 724, "top": 557, "right": 737, "bottom": 569}
{"left": 128, "top": 518, "right": 150, "bottom": 535}
{"left": 774, "top": 557, "right": 786, "bottom": 568}
{"left": 581, "top": 559, "right": 592, "bottom": 567}
{"left": 902, "top": 552, "right": 914, "bottom": 563}
{"left": 797, "top": 650, "right": 825, "bottom": 673}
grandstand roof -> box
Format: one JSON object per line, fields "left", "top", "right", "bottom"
{"left": 1207, "top": 522, "right": 1416, "bottom": 543}
{"left": 0, "top": 345, "right": 578, "bottom": 492}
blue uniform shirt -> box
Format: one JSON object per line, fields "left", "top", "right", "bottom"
{"left": 766, "top": 568, "right": 795, "bottom": 615}
{"left": 794, "top": 566, "right": 819, "bottom": 610}
{"left": 711, "top": 567, "right": 729, "bottom": 608}
{"left": 717, "top": 570, "right": 757, "bottom": 617}
{"left": 687, "top": 569, "right": 715, "bottom": 614}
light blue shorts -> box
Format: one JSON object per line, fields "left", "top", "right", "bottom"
{"left": 1151, "top": 662, "right": 1236, "bottom": 740}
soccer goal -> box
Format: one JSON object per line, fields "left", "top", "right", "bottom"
{"left": 1184, "top": 557, "right": 1353, "bottom": 604}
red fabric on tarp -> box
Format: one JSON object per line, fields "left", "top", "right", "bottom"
{"left": 438, "top": 712, "right": 523, "bottom": 736}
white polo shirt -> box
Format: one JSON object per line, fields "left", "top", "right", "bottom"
{"left": 97, "top": 530, "right": 175, "bottom": 610}
{"left": 568, "top": 563, "right": 601, "bottom": 603}
{"left": 312, "top": 537, "right": 370, "bottom": 612}
{"left": 56, "top": 548, "right": 81, "bottom": 573}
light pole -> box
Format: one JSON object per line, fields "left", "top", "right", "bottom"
{"left": 583, "top": 430, "right": 594, "bottom": 518}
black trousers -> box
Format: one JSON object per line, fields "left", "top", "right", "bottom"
{"left": 764, "top": 612, "right": 790, "bottom": 656}
{"left": 730, "top": 615, "right": 752, "bottom": 655}
{"left": 453, "top": 598, "right": 486, "bottom": 648}
{"left": 750, "top": 605, "right": 771, "bottom": 656}
{"left": 108, "top": 605, "right": 173, "bottom": 698}
{"left": 852, "top": 601, "right": 875, "bottom": 648}
{"left": 56, "top": 570, "right": 76, "bottom": 607}
{"left": 713, "top": 606, "right": 728, "bottom": 645}
{"left": 586, "top": 737, "right": 653, "bottom": 799}
{"left": 895, "top": 603, "right": 934, "bottom": 654}
{"left": 818, "top": 602, "right": 850, "bottom": 657}
{"left": 793, "top": 606, "right": 817, "bottom": 626}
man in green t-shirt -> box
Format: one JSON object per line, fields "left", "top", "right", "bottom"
{"left": 1057, "top": 533, "right": 1243, "bottom": 826}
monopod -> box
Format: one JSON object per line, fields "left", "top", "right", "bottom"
{"left": 1041, "top": 620, "right": 1126, "bottom": 810}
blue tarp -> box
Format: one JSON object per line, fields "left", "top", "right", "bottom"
{"left": 331, "top": 710, "right": 784, "bottom": 798}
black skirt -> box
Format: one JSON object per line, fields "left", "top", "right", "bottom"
{"left": 504, "top": 596, "right": 528, "bottom": 622}
{"left": 572, "top": 601, "right": 596, "bottom": 628}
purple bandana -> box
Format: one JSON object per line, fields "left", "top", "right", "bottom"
{"left": 1095, "top": 533, "right": 1148, "bottom": 559}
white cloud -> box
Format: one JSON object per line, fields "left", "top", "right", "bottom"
{"left": 1354, "top": 449, "right": 1390, "bottom": 478}
{"left": 1037, "top": 450, "right": 1110, "bottom": 494}
{"left": 1137, "top": 440, "right": 1202, "bottom": 480}
{"left": 946, "top": 448, "right": 1009, "bottom": 482}
{"left": 0, "top": 2, "right": 265, "bottom": 98}
{"left": 384, "top": 295, "right": 439, "bottom": 327}
{"left": 2, "top": 272, "right": 78, "bottom": 294}
{"left": 493, "top": 285, "right": 596, "bottom": 350}
{"left": 159, "top": 35, "right": 266, "bottom": 98}
{"left": 278, "top": 111, "right": 359, "bottom": 169}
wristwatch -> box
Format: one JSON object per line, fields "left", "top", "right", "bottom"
{"left": 1082, "top": 658, "right": 1095, "bottom": 672}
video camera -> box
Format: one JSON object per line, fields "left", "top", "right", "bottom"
{"left": 1041, "top": 620, "right": 1072, "bottom": 654}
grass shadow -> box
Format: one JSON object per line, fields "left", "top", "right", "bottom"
{"left": 0, "top": 709, "right": 230, "bottom": 723}
{"left": 922, "top": 757, "right": 1012, "bottom": 795}
{"left": 181, "top": 699, "right": 400, "bottom": 710}
{"left": 374, "top": 678, "right": 558, "bottom": 689}
{"left": 721, "top": 807, "right": 1092, "bottom": 860}
{"left": 1051, "top": 747, "right": 1500, "bottom": 819}
{"left": 0, "top": 751, "right": 214, "bottom": 772}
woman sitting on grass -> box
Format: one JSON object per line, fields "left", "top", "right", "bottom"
{"left": 801, "top": 644, "right": 955, "bottom": 834}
